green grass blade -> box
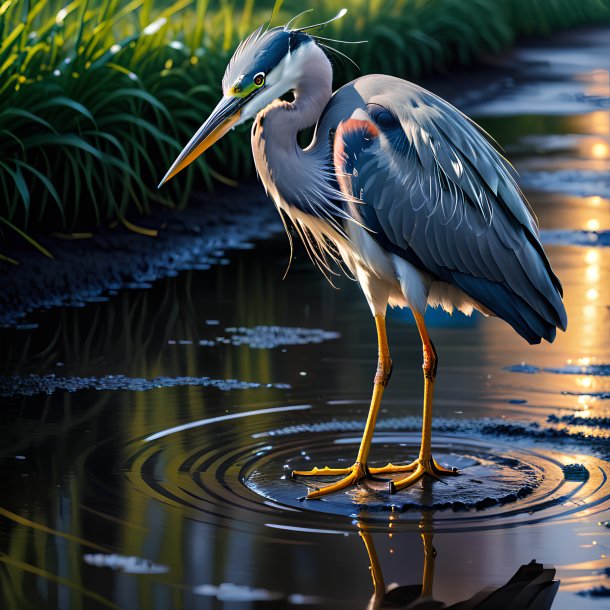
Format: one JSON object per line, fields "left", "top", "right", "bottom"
{"left": 0, "top": 216, "right": 53, "bottom": 259}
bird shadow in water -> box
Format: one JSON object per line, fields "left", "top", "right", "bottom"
{"left": 359, "top": 512, "right": 559, "bottom": 610}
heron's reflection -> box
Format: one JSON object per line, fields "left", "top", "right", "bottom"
{"left": 358, "top": 513, "right": 559, "bottom": 610}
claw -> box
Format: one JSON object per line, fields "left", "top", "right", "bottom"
{"left": 391, "top": 457, "right": 459, "bottom": 494}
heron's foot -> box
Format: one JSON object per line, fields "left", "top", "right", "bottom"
{"left": 390, "top": 457, "right": 458, "bottom": 494}
{"left": 292, "top": 462, "right": 374, "bottom": 499}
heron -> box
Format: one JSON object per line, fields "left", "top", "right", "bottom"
{"left": 158, "top": 11, "right": 567, "bottom": 499}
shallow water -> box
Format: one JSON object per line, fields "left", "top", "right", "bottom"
{"left": 2, "top": 28, "right": 610, "bottom": 610}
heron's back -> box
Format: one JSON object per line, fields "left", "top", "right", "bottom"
{"left": 323, "top": 75, "right": 567, "bottom": 344}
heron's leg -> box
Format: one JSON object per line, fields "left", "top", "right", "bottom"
{"left": 390, "top": 312, "right": 458, "bottom": 492}
{"left": 292, "top": 314, "right": 392, "bottom": 499}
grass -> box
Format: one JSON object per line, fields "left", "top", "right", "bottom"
{"left": 0, "top": 0, "right": 243, "bottom": 241}
{"left": 1, "top": 0, "right": 610, "bottom": 254}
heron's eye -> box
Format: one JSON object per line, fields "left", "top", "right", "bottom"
{"left": 253, "top": 72, "right": 265, "bottom": 87}
{"left": 367, "top": 103, "right": 399, "bottom": 130}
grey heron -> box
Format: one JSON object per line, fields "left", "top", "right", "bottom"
{"left": 159, "top": 12, "right": 567, "bottom": 499}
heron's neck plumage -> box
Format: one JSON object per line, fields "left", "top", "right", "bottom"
{"left": 251, "top": 44, "right": 336, "bottom": 217}
{"left": 250, "top": 43, "right": 362, "bottom": 277}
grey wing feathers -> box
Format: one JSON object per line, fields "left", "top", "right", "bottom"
{"left": 334, "top": 76, "right": 567, "bottom": 344}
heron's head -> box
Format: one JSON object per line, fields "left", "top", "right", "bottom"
{"left": 158, "top": 13, "right": 342, "bottom": 187}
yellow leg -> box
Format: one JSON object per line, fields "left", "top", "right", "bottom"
{"left": 292, "top": 314, "right": 392, "bottom": 499}
{"left": 391, "top": 312, "right": 458, "bottom": 493}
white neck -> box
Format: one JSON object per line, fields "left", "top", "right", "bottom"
{"left": 250, "top": 43, "right": 333, "bottom": 208}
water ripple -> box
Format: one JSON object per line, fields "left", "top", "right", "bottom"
{"left": 119, "top": 405, "right": 610, "bottom": 536}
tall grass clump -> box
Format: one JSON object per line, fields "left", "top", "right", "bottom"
{"left": 0, "top": 0, "right": 254, "bottom": 243}
{"left": 1, "top": 0, "right": 610, "bottom": 252}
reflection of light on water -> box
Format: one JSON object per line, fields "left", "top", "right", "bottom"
{"left": 582, "top": 244, "right": 601, "bottom": 342}
{"left": 585, "top": 218, "right": 600, "bottom": 231}
{"left": 585, "top": 265, "right": 600, "bottom": 282}
{"left": 590, "top": 111, "right": 609, "bottom": 136}
{"left": 577, "top": 357, "right": 593, "bottom": 365}
{"left": 584, "top": 250, "right": 600, "bottom": 265}
{"left": 590, "top": 141, "right": 608, "bottom": 159}
{"left": 587, "top": 195, "right": 603, "bottom": 207}
{"left": 577, "top": 376, "right": 593, "bottom": 389}
{"left": 577, "top": 395, "right": 592, "bottom": 418}
{"left": 585, "top": 288, "right": 599, "bottom": 301}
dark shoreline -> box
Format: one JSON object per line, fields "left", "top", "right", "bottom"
{"left": 0, "top": 188, "right": 282, "bottom": 327}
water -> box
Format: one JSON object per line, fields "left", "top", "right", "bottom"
{"left": 2, "top": 27, "right": 610, "bottom": 610}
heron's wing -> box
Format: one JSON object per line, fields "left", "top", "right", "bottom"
{"left": 332, "top": 78, "right": 567, "bottom": 344}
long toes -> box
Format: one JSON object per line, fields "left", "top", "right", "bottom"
{"left": 368, "top": 461, "right": 419, "bottom": 475}
{"left": 391, "top": 465, "right": 426, "bottom": 493}
{"left": 305, "top": 472, "right": 360, "bottom": 499}
{"left": 292, "top": 466, "right": 352, "bottom": 477}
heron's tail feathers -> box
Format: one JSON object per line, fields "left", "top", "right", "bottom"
{"left": 451, "top": 249, "right": 567, "bottom": 345}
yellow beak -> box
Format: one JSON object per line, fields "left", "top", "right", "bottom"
{"left": 158, "top": 97, "right": 242, "bottom": 187}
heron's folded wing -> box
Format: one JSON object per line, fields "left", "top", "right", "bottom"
{"left": 333, "top": 87, "right": 567, "bottom": 344}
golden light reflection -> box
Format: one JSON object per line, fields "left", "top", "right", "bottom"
{"left": 577, "top": 395, "right": 591, "bottom": 415}
{"left": 577, "top": 376, "right": 593, "bottom": 389}
{"left": 590, "top": 111, "right": 610, "bottom": 136}
{"left": 586, "top": 288, "right": 599, "bottom": 301}
{"left": 585, "top": 265, "right": 600, "bottom": 282}
{"left": 577, "top": 357, "right": 593, "bottom": 366}
{"left": 478, "top": 92, "right": 609, "bottom": 388}
{"left": 585, "top": 250, "right": 600, "bottom": 264}
{"left": 590, "top": 141, "right": 609, "bottom": 159}
{"left": 585, "top": 218, "right": 601, "bottom": 231}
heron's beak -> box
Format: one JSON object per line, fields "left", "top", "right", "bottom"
{"left": 158, "top": 96, "right": 242, "bottom": 187}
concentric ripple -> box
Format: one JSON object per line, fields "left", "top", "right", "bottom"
{"left": 123, "top": 408, "right": 610, "bottom": 536}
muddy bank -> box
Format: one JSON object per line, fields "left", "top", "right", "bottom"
{"left": 0, "top": 188, "right": 282, "bottom": 327}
